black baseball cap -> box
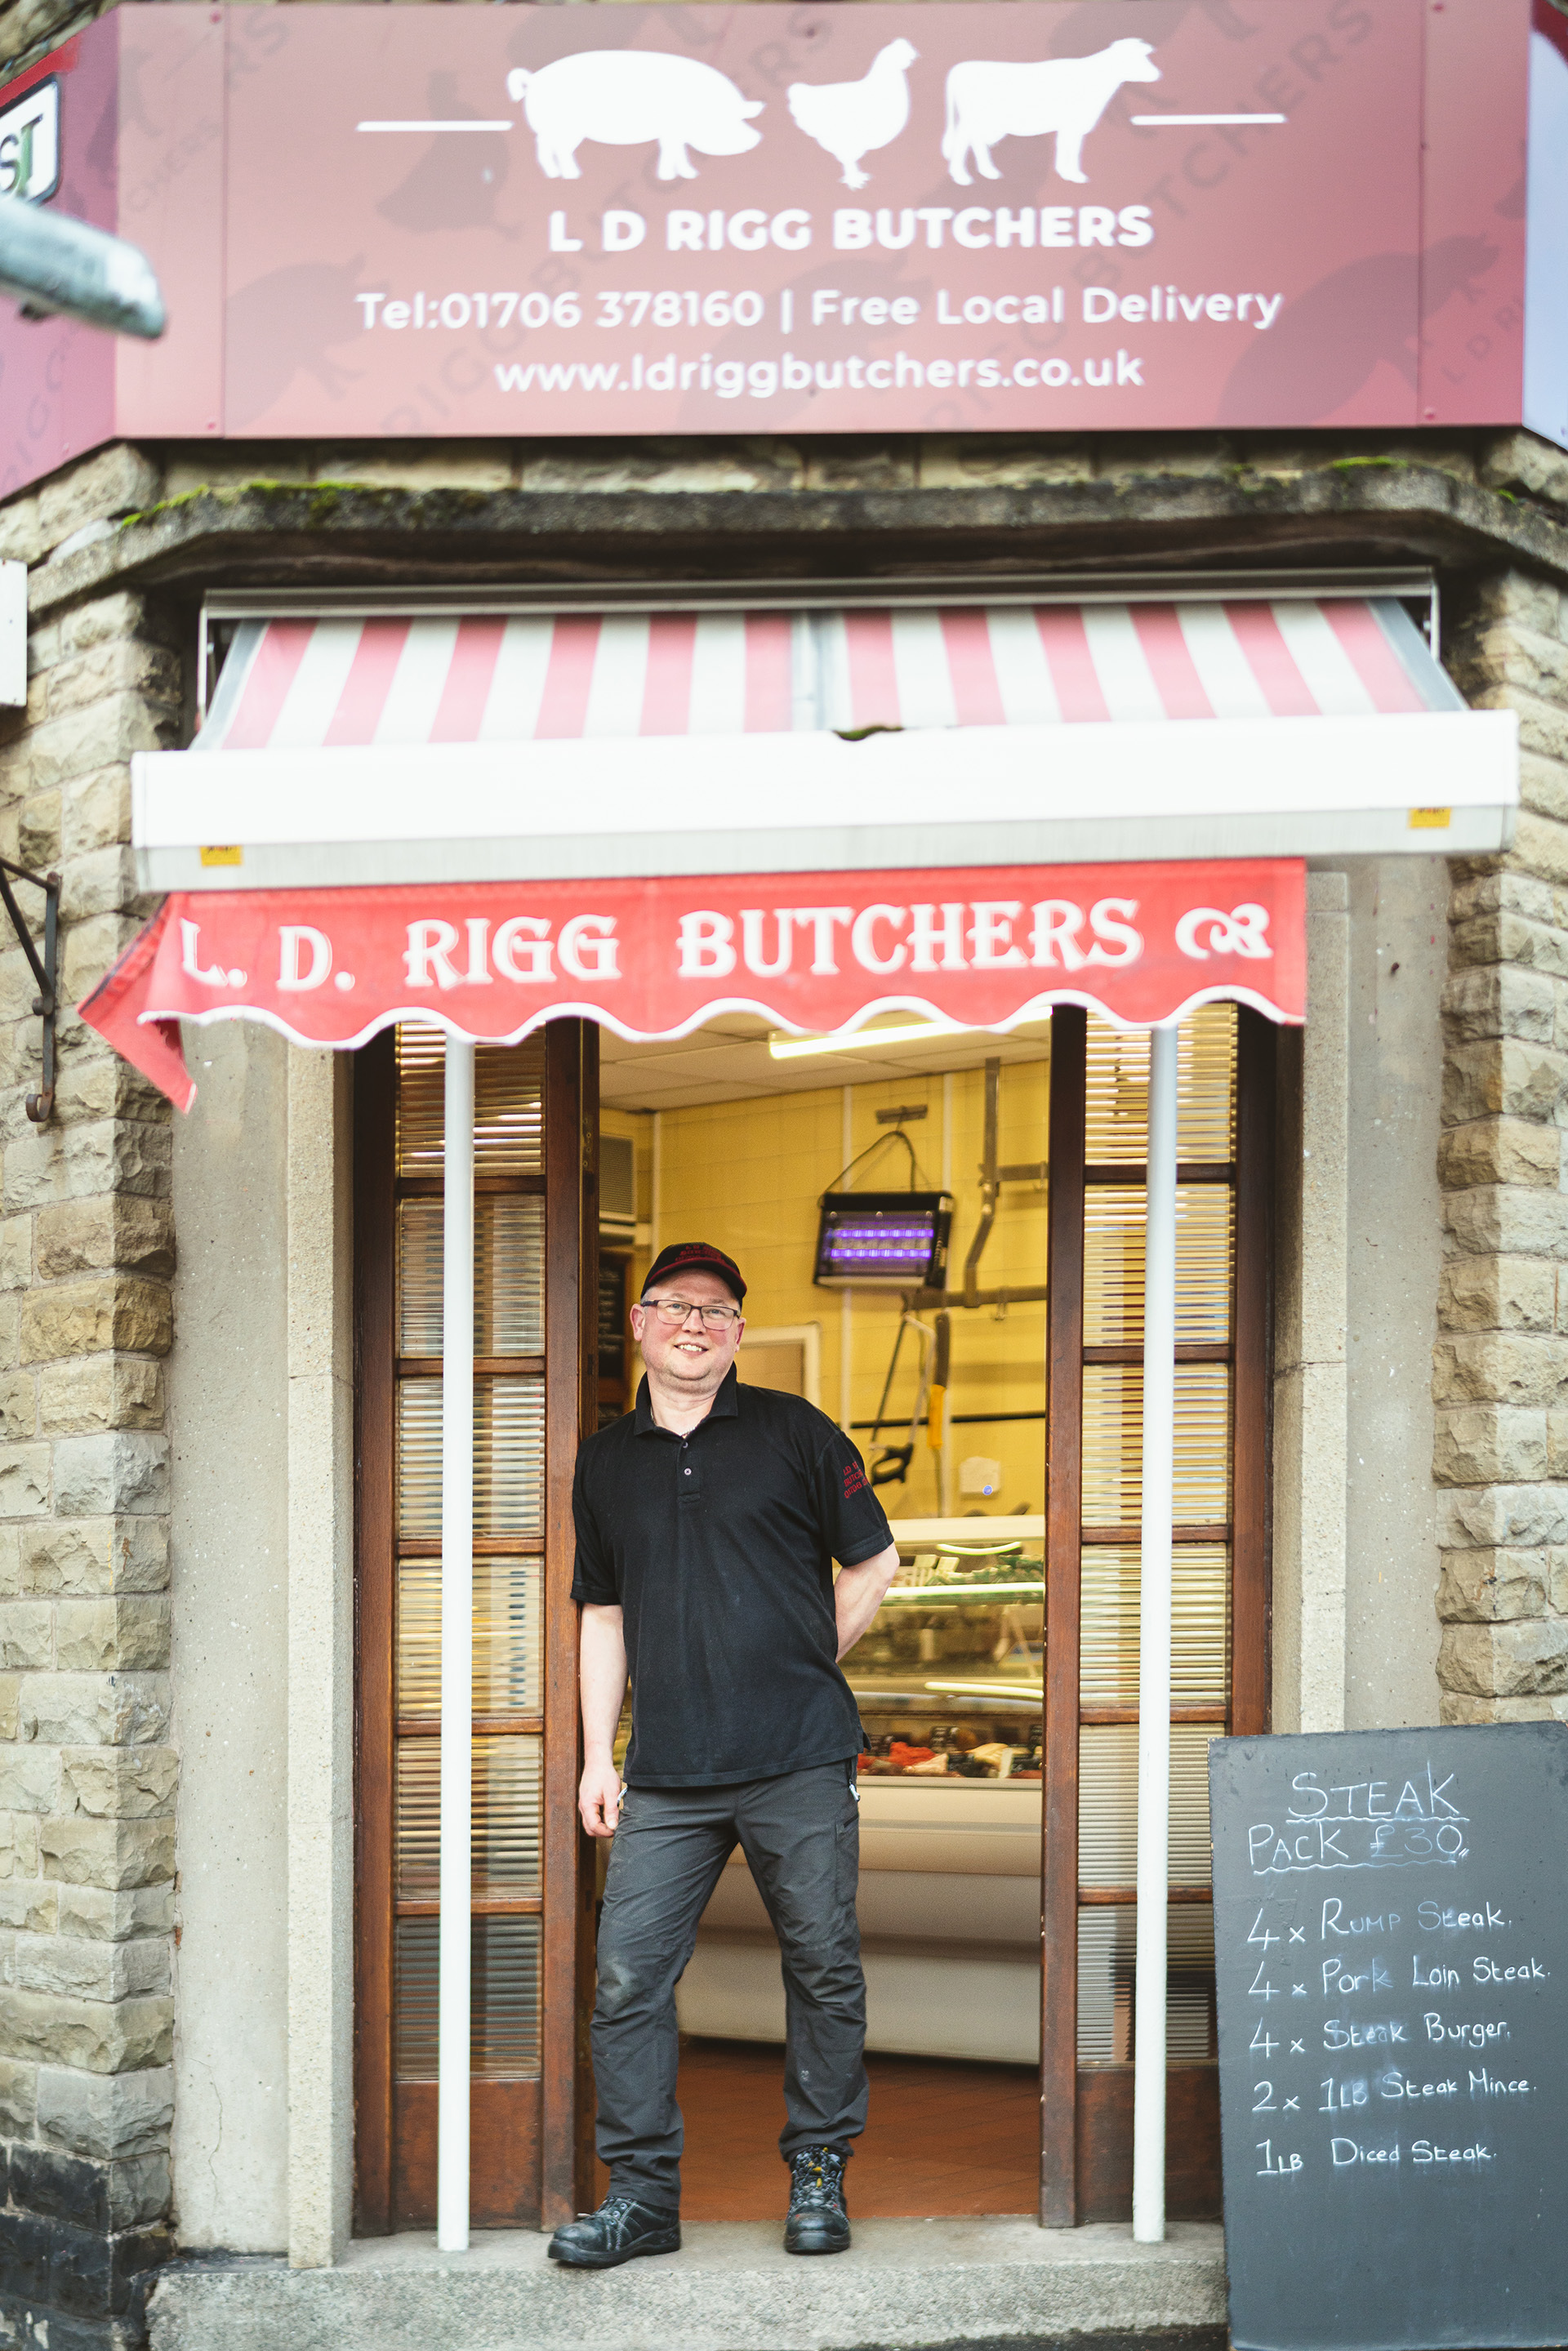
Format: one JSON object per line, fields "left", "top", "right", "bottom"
{"left": 641, "top": 1241, "right": 746, "bottom": 1304}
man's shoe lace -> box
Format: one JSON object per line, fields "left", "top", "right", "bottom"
{"left": 789, "top": 2148, "right": 847, "bottom": 2212}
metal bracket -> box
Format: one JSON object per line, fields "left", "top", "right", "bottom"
{"left": 0, "top": 857, "right": 60, "bottom": 1122}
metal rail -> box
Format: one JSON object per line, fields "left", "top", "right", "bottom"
{"left": 0, "top": 857, "right": 59, "bottom": 1121}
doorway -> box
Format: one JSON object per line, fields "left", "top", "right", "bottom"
{"left": 350, "top": 1000, "right": 1270, "bottom": 2231}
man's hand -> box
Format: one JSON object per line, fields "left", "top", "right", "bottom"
{"left": 578, "top": 1603, "right": 630, "bottom": 1838}
{"left": 580, "top": 1757, "right": 623, "bottom": 1839}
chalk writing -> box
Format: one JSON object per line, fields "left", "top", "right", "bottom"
{"left": 1423, "top": 2011, "right": 1510, "bottom": 2047}
{"left": 1410, "top": 2139, "right": 1493, "bottom": 2166}
{"left": 1214, "top": 1726, "right": 1568, "bottom": 2349}
{"left": 1246, "top": 1763, "right": 1470, "bottom": 1876}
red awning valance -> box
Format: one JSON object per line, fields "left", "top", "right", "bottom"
{"left": 80, "top": 859, "right": 1304, "bottom": 1111}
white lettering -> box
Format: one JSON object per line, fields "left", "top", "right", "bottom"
{"left": 791, "top": 905, "right": 853, "bottom": 977}
{"left": 278, "top": 924, "right": 333, "bottom": 992}
{"left": 741, "top": 909, "right": 794, "bottom": 977}
{"left": 833, "top": 209, "right": 873, "bottom": 250}
{"left": 180, "top": 919, "right": 229, "bottom": 988}
{"left": 908, "top": 902, "right": 967, "bottom": 973}
{"left": 850, "top": 904, "right": 907, "bottom": 975}
{"left": 969, "top": 900, "right": 1027, "bottom": 969}
{"left": 677, "top": 911, "right": 737, "bottom": 977}
{"left": 557, "top": 913, "right": 620, "bottom": 982}
{"left": 403, "top": 920, "right": 462, "bottom": 991}
{"left": 1175, "top": 902, "right": 1273, "bottom": 961}
{"left": 1086, "top": 897, "right": 1143, "bottom": 965}
{"left": 1030, "top": 901, "right": 1087, "bottom": 971}
{"left": 492, "top": 916, "right": 554, "bottom": 983}
{"left": 465, "top": 917, "right": 492, "bottom": 986}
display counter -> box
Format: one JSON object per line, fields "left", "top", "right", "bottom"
{"left": 677, "top": 1519, "right": 1046, "bottom": 2064}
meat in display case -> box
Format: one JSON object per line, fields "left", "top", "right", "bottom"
{"left": 847, "top": 1517, "right": 1043, "bottom": 1778}
{"left": 675, "top": 1518, "right": 1045, "bottom": 2065}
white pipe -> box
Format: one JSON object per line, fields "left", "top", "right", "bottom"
{"left": 1133, "top": 1023, "right": 1178, "bottom": 2246}
{"left": 437, "top": 1038, "right": 475, "bottom": 2253}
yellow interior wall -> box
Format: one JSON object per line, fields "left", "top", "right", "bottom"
{"left": 644, "top": 1048, "right": 1052, "bottom": 1516}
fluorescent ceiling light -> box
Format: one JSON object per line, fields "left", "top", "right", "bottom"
{"left": 768, "top": 1017, "right": 971, "bottom": 1061}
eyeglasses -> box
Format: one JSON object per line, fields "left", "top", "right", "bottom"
{"left": 640, "top": 1295, "right": 742, "bottom": 1329}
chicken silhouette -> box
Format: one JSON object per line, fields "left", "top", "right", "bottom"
{"left": 786, "top": 38, "right": 917, "bottom": 189}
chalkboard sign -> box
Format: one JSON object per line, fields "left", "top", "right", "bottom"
{"left": 1210, "top": 1725, "right": 1568, "bottom": 2351}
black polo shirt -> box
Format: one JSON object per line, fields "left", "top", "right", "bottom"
{"left": 571, "top": 1368, "right": 893, "bottom": 1787}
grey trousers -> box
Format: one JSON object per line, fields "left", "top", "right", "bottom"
{"left": 591, "top": 1761, "right": 868, "bottom": 2210}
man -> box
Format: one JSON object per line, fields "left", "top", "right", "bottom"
{"left": 548, "top": 1240, "right": 901, "bottom": 2271}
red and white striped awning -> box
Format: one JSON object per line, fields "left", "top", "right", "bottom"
{"left": 135, "top": 594, "right": 1513, "bottom": 894}
{"left": 202, "top": 598, "right": 1447, "bottom": 750}
{"left": 87, "top": 590, "right": 1513, "bottom": 1109}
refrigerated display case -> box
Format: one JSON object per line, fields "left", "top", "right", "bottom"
{"left": 676, "top": 1516, "right": 1045, "bottom": 2064}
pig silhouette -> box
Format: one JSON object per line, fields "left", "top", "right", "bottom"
{"left": 505, "top": 51, "right": 763, "bottom": 182}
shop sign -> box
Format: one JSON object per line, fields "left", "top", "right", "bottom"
{"left": 0, "top": 0, "right": 1560, "bottom": 490}
{"left": 81, "top": 858, "right": 1305, "bottom": 1111}
{"left": 0, "top": 73, "right": 59, "bottom": 203}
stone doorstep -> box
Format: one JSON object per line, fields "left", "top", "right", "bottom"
{"left": 146, "top": 2218, "right": 1227, "bottom": 2351}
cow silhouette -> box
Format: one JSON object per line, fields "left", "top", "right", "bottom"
{"left": 942, "top": 36, "right": 1160, "bottom": 188}
{"left": 506, "top": 51, "right": 763, "bottom": 182}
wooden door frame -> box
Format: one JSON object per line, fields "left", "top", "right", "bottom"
{"left": 1039, "top": 1004, "right": 1275, "bottom": 2227}
{"left": 354, "top": 1029, "right": 398, "bottom": 2235}
{"left": 541, "top": 1019, "right": 599, "bottom": 2227}
{"left": 1040, "top": 1009, "right": 1085, "bottom": 2228}
{"left": 352, "top": 1021, "right": 599, "bottom": 2236}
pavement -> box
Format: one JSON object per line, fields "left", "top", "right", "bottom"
{"left": 147, "top": 2215, "right": 1229, "bottom": 2351}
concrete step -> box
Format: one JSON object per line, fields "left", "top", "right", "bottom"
{"left": 147, "top": 2217, "right": 1228, "bottom": 2351}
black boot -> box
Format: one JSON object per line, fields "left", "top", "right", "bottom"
{"left": 547, "top": 2192, "right": 681, "bottom": 2269}
{"left": 784, "top": 2145, "right": 851, "bottom": 2255}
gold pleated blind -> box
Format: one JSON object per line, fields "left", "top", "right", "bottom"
{"left": 390, "top": 1026, "right": 547, "bottom": 2086}
{"left": 396, "top": 1379, "right": 546, "bottom": 1538}
{"left": 398, "top": 1558, "right": 542, "bottom": 1718}
{"left": 394, "top": 1917, "right": 543, "bottom": 2078}
{"left": 1077, "top": 1006, "right": 1236, "bottom": 2066}
{"left": 398, "top": 1196, "right": 546, "bottom": 1356}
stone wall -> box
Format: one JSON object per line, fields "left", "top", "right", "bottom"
{"left": 1437, "top": 524, "right": 1568, "bottom": 1725}
{"left": 0, "top": 451, "right": 183, "bottom": 2351}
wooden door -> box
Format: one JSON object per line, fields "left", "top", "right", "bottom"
{"left": 354, "top": 1019, "right": 598, "bottom": 2233}
{"left": 1041, "top": 1004, "right": 1273, "bottom": 2224}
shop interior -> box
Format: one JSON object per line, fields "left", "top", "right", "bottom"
{"left": 599, "top": 1012, "right": 1055, "bottom": 2220}
{"left": 595, "top": 1004, "right": 1235, "bottom": 2221}
{"left": 385, "top": 1005, "right": 1233, "bottom": 2225}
